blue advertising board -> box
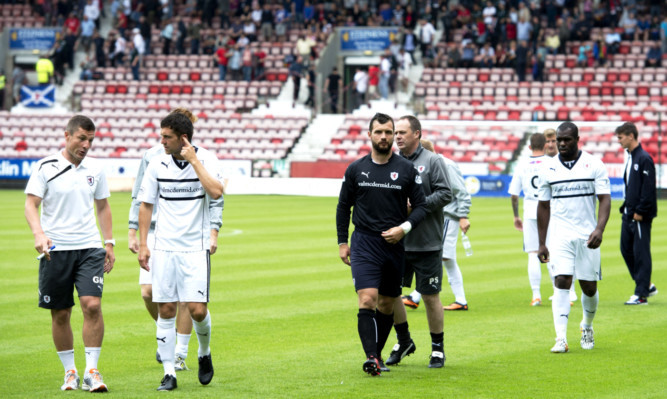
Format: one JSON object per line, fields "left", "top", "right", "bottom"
{"left": 0, "top": 158, "right": 39, "bottom": 179}
{"left": 9, "top": 28, "right": 62, "bottom": 51}
{"left": 340, "top": 28, "right": 398, "bottom": 51}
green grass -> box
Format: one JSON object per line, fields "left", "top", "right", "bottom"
{"left": 0, "top": 190, "right": 665, "bottom": 398}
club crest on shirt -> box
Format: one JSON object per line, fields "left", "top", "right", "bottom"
{"left": 43, "top": 295, "right": 50, "bottom": 303}
{"left": 417, "top": 165, "right": 425, "bottom": 173}
{"left": 415, "top": 175, "right": 422, "bottom": 184}
{"left": 390, "top": 172, "right": 398, "bottom": 181}
{"left": 634, "top": 164, "right": 638, "bottom": 171}
{"left": 87, "top": 176, "right": 94, "bottom": 186}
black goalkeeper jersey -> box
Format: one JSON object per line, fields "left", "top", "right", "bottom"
{"left": 336, "top": 153, "right": 427, "bottom": 244}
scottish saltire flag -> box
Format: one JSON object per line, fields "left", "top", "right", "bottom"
{"left": 20, "top": 85, "right": 55, "bottom": 108}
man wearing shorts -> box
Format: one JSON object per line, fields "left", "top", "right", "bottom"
{"left": 537, "top": 122, "right": 611, "bottom": 353}
{"left": 386, "top": 116, "right": 451, "bottom": 369}
{"left": 138, "top": 111, "right": 224, "bottom": 390}
{"left": 25, "top": 115, "right": 115, "bottom": 392}
{"left": 403, "top": 139, "right": 472, "bottom": 312}
{"left": 336, "top": 112, "right": 427, "bottom": 376}
{"left": 509, "top": 133, "right": 552, "bottom": 306}
{"left": 128, "top": 109, "right": 222, "bottom": 371}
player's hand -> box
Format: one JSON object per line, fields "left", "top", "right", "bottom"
{"left": 587, "top": 228, "right": 603, "bottom": 249}
{"left": 513, "top": 217, "right": 523, "bottom": 231}
{"left": 128, "top": 230, "right": 139, "bottom": 254}
{"left": 633, "top": 213, "right": 643, "bottom": 222}
{"left": 210, "top": 229, "right": 219, "bottom": 255}
{"left": 104, "top": 245, "right": 115, "bottom": 273}
{"left": 34, "top": 233, "right": 53, "bottom": 261}
{"left": 139, "top": 246, "right": 151, "bottom": 271}
{"left": 339, "top": 243, "right": 351, "bottom": 266}
{"left": 537, "top": 245, "right": 549, "bottom": 263}
{"left": 180, "top": 136, "right": 197, "bottom": 163}
{"left": 381, "top": 226, "right": 406, "bottom": 244}
{"left": 460, "top": 217, "right": 471, "bottom": 234}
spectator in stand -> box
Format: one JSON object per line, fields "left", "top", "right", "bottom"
{"left": 558, "top": 17, "right": 571, "bottom": 53}
{"left": 403, "top": 28, "right": 417, "bottom": 64}
{"left": 494, "top": 43, "right": 507, "bottom": 67}
{"left": 253, "top": 47, "right": 266, "bottom": 81}
{"left": 379, "top": 53, "right": 391, "bottom": 100}
{"left": 139, "top": 15, "right": 151, "bottom": 56}
{"left": 115, "top": 8, "right": 128, "bottom": 38}
{"left": 242, "top": 15, "right": 257, "bottom": 42}
{"left": 112, "top": 30, "right": 127, "bottom": 67}
{"left": 399, "top": 47, "right": 412, "bottom": 92}
{"left": 260, "top": 3, "right": 274, "bottom": 42}
{"left": 545, "top": 30, "right": 560, "bottom": 55}
{"left": 477, "top": 42, "right": 495, "bottom": 68}
{"left": 228, "top": 16, "right": 243, "bottom": 41}
{"left": 648, "top": 15, "right": 661, "bottom": 41}
{"left": 12, "top": 63, "right": 27, "bottom": 105}
{"left": 447, "top": 42, "right": 461, "bottom": 67}
{"left": 132, "top": 28, "right": 146, "bottom": 57}
{"left": 79, "top": 56, "right": 96, "bottom": 81}
{"left": 189, "top": 16, "right": 203, "bottom": 55}
{"left": 50, "top": 39, "right": 66, "bottom": 85}
{"left": 289, "top": 55, "right": 304, "bottom": 104}
{"left": 515, "top": 40, "right": 530, "bottom": 82}
{"left": 367, "top": 64, "right": 379, "bottom": 100}
{"left": 460, "top": 41, "right": 476, "bottom": 68}
{"left": 392, "top": 3, "right": 404, "bottom": 27}
{"left": 353, "top": 67, "right": 368, "bottom": 110}
{"left": 403, "top": 4, "right": 417, "bottom": 30}
{"left": 175, "top": 16, "right": 187, "bottom": 55}
{"left": 518, "top": 2, "right": 531, "bottom": 22}
{"left": 325, "top": 67, "right": 341, "bottom": 113}
{"left": 128, "top": 41, "right": 140, "bottom": 81}
{"left": 422, "top": 43, "right": 436, "bottom": 68}
{"left": 592, "top": 38, "right": 607, "bottom": 67}
{"left": 661, "top": 16, "right": 667, "bottom": 53}
{"left": 456, "top": 4, "right": 471, "bottom": 27}
{"left": 516, "top": 16, "right": 533, "bottom": 43}
{"left": 619, "top": 10, "right": 638, "bottom": 40}
{"left": 303, "top": 1, "right": 315, "bottom": 25}
{"left": 573, "top": 12, "right": 592, "bottom": 41}
{"left": 605, "top": 30, "right": 621, "bottom": 55}
{"left": 250, "top": 2, "right": 263, "bottom": 26}
{"left": 577, "top": 43, "right": 590, "bottom": 67}
{"left": 419, "top": 18, "right": 436, "bottom": 63}
{"left": 305, "top": 64, "right": 315, "bottom": 107}
{"left": 483, "top": 1, "right": 496, "bottom": 25}
{"left": 161, "top": 18, "right": 173, "bottom": 55}
{"left": 227, "top": 44, "right": 242, "bottom": 81}
{"left": 505, "top": 16, "right": 517, "bottom": 42}
{"left": 84, "top": 0, "right": 100, "bottom": 30}
{"left": 79, "top": 14, "right": 96, "bottom": 53}
{"left": 36, "top": 54, "right": 54, "bottom": 86}
{"left": 241, "top": 45, "right": 253, "bottom": 82}
{"left": 214, "top": 42, "right": 228, "bottom": 81}
{"left": 636, "top": 14, "right": 651, "bottom": 41}
{"left": 275, "top": 4, "right": 290, "bottom": 42}
{"left": 645, "top": 43, "right": 662, "bottom": 67}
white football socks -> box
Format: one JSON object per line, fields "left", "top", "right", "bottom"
{"left": 193, "top": 311, "right": 211, "bottom": 357}
{"left": 528, "top": 253, "right": 542, "bottom": 299}
{"left": 57, "top": 349, "right": 76, "bottom": 373}
{"left": 84, "top": 347, "right": 101, "bottom": 372}
{"left": 175, "top": 333, "right": 191, "bottom": 359}
{"left": 443, "top": 259, "right": 467, "bottom": 304}
{"left": 157, "top": 316, "right": 177, "bottom": 376}
{"left": 552, "top": 288, "right": 571, "bottom": 340}
{"left": 581, "top": 291, "right": 599, "bottom": 327}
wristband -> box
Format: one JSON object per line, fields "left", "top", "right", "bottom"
{"left": 104, "top": 239, "right": 116, "bottom": 247}
{"left": 400, "top": 221, "right": 412, "bottom": 234}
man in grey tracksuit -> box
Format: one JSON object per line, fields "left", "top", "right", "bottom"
{"left": 385, "top": 115, "right": 452, "bottom": 369}
{"left": 404, "top": 141, "right": 472, "bottom": 311}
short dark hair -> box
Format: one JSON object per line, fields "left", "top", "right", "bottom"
{"left": 557, "top": 121, "right": 578, "bottom": 138}
{"left": 530, "top": 132, "right": 546, "bottom": 150}
{"left": 66, "top": 115, "right": 95, "bottom": 134}
{"left": 368, "top": 113, "right": 394, "bottom": 133}
{"left": 398, "top": 115, "right": 422, "bottom": 138}
{"left": 615, "top": 122, "right": 638, "bottom": 139}
{"left": 161, "top": 111, "right": 194, "bottom": 141}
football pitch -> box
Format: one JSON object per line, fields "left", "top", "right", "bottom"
{"left": 0, "top": 190, "right": 665, "bottom": 398}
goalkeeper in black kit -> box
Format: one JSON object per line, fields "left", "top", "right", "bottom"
{"left": 336, "top": 112, "right": 427, "bottom": 376}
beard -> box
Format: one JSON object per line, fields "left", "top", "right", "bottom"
{"left": 372, "top": 140, "right": 392, "bottom": 155}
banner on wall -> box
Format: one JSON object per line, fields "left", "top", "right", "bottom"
{"left": 340, "top": 28, "right": 399, "bottom": 51}
{"left": 9, "top": 28, "right": 62, "bottom": 51}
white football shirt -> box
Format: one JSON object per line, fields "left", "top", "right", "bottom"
{"left": 537, "top": 151, "right": 610, "bottom": 240}
{"left": 137, "top": 146, "right": 223, "bottom": 252}
{"left": 508, "top": 155, "right": 549, "bottom": 220}
{"left": 25, "top": 151, "right": 110, "bottom": 250}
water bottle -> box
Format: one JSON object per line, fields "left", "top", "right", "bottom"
{"left": 461, "top": 232, "right": 473, "bottom": 256}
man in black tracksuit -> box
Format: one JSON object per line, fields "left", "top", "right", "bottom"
{"left": 336, "top": 113, "right": 427, "bottom": 376}
{"left": 615, "top": 122, "right": 658, "bottom": 305}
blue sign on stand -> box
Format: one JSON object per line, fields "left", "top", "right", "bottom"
{"left": 9, "top": 28, "right": 62, "bottom": 51}
{"left": 340, "top": 28, "right": 398, "bottom": 51}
